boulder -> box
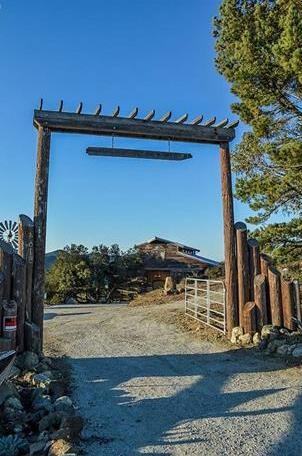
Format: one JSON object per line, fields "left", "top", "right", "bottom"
{"left": 60, "top": 415, "right": 84, "bottom": 438}
{"left": 48, "top": 439, "right": 72, "bottom": 456}
{"left": 39, "top": 411, "right": 64, "bottom": 433}
{"left": 239, "top": 333, "right": 252, "bottom": 345}
{"left": 0, "top": 382, "right": 20, "bottom": 406}
{"left": 29, "top": 440, "right": 48, "bottom": 456}
{"left": 231, "top": 326, "right": 243, "bottom": 344}
{"left": 276, "top": 345, "right": 291, "bottom": 356}
{"left": 253, "top": 332, "right": 261, "bottom": 346}
{"left": 32, "top": 394, "right": 52, "bottom": 412}
{"left": 4, "top": 396, "right": 23, "bottom": 411}
{"left": 0, "top": 435, "right": 28, "bottom": 456}
{"left": 292, "top": 344, "right": 302, "bottom": 357}
{"left": 32, "top": 372, "right": 53, "bottom": 390}
{"left": 16, "top": 351, "right": 39, "bottom": 371}
{"left": 54, "top": 396, "right": 74, "bottom": 414}
{"left": 266, "top": 339, "right": 285, "bottom": 354}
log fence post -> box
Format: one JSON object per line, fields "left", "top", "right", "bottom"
{"left": 32, "top": 127, "right": 51, "bottom": 351}
{"left": 268, "top": 267, "right": 283, "bottom": 327}
{"left": 0, "top": 240, "right": 14, "bottom": 337}
{"left": 18, "top": 215, "right": 34, "bottom": 322}
{"left": 281, "top": 279, "right": 296, "bottom": 330}
{"left": 12, "top": 254, "right": 26, "bottom": 352}
{"left": 235, "top": 222, "right": 250, "bottom": 328}
{"left": 243, "top": 301, "right": 256, "bottom": 334}
{"left": 248, "top": 238, "right": 260, "bottom": 301}
{"left": 254, "top": 274, "right": 268, "bottom": 328}
{"left": 220, "top": 143, "right": 238, "bottom": 337}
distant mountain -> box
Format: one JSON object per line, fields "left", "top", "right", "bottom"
{"left": 45, "top": 250, "right": 62, "bottom": 270}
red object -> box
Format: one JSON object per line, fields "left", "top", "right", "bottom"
{"left": 3, "top": 316, "right": 17, "bottom": 331}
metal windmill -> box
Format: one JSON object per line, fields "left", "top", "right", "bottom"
{"left": 0, "top": 220, "right": 19, "bottom": 250}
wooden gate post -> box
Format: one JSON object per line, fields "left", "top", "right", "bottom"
{"left": 18, "top": 215, "right": 34, "bottom": 322}
{"left": 235, "top": 222, "right": 250, "bottom": 328}
{"left": 32, "top": 127, "right": 51, "bottom": 351}
{"left": 220, "top": 143, "right": 238, "bottom": 336}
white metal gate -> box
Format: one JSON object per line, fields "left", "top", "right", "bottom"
{"left": 185, "top": 278, "right": 226, "bottom": 334}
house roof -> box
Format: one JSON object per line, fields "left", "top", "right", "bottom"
{"left": 178, "top": 251, "right": 221, "bottom": 267}
{"left": 137, "top": 236, "right": 200, "bottom": 252}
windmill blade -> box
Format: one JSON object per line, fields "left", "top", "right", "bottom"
{"left": 4, "top": 221, "right": 9, "bottom": 230}
{"left": 39, "top": 98, "right": 43, "bottom": 110}
{"left": 0, "top": 222, "right": 5, "bottom": 232}
{"left": 12, "top": 222, "right": 18, "bottom": 231}
{"left": 58, "top": 100, "right": 64, "bottom": 112}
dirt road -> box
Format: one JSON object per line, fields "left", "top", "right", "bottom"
{"left": 44, "top": 302, "right": 302, "bottom": 456}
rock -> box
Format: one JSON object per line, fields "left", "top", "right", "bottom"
{"left": 0, "top": 382, "right": 20, "bottom": 406}
{"left": 32, "top": 393, "right": 52, "bottom": 412}
{"left": 4, "top": 396, "right": 23, "bottom": 411}
{"left": 0, "top": 435, "right": 28, "bottom": 456}
{"left": 16, "top": 351, "right": 39, "bottom": 371}
{"left": 29, "top": 440, "right": 47, "bottom": 456}
{"left": 253, "top": 332, "right": 261, "bottom": 346}
{"left": 276, "top": 345, "right": 290, "bottom": 356}
{"left": 39, "top": 411, "right": 64, "bottom": 432}
{"left": 54, "top": 396, "right": 74, "bottom": 414}
{"left": 258, "top": 338, "right": 268, "bottom": 350}
{"left": 47, "top": 439, "right": 72, "bottom": 456}
{"left": 231, "top": 326, "right": 243, "bottom": 344}
{"left": 9, "top": 366, "right": 21, "bottom": 378}
{"left": 238, "top": 333, "right": 252, "bottom": 345}
{"left": 266, "top": 339, "right": 285, "bottom": 354}
{"left": 60, "top": 415, "right": 84, "bottom": 438}
{"left": 164, "top": 276, "right": 176, "bottom": 295}
{"left": 292, "top": 344, "right": 302, "bottom": 357}
{"left": 261, "top": 325, "right": 274, "bottom": 338}
{"left": 37, "top": 431, "right": 50, "bottom": 441}
{"left": 2, "top": 406, "right": 25, "bottom": 430}
{"left": 32, "top": 372, "right": 53, "bottom": 389}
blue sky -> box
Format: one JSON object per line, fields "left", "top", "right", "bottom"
{"left": 0, "top": 0, "right": 253, "bottom": 260}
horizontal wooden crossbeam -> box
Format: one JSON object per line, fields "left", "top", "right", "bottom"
{"left": 86, "top": 147, "right": 192, "bottom": 161}
{"left": 33, "top": 109, "right": 236, "bottom": 144}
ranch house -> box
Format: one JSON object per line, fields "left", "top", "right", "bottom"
{"left": 136, "top": 236, "right": 220, "bottom": 289}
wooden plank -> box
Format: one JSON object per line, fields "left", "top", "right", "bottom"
{"left": 268, "top": 267, "right": 283, "bottom": 326}
{"left": 0, "top": 272, "right": 4, "bottom": 338}
{"left": 254, "top": 273, "right": 268, "bottom": 328}
{"left": 18, "top": 215, "right": 34, "bottom": 322}
{"left": 248, "top": 238, "right": 260, "bottom": 300}
{"left": 281, "top": 279, "right": 296, "bottom": 330}
{"left": 243, "top": 301, "right": 256, "bottom": 334}
{"left": 86, "top": 147, "right": 192, "bottom": 161}
{"left": 32, "top": 127, "right": 51, "bottom": 352}
{"left": 235, "top": 222, "right": 250, "bottom": 328}
{"left": 33, "top": 110, "right": 235, "bottom": 144}
{"left": 220, "top": 143, "right": 238, "bottom": 336}
{"left": 12, "top": 254, "right": 26, "bottom": 352}
{"left": 0, "top": 240, "right": 13, "bottom": 300}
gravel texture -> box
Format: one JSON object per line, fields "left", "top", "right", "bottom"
{"left": 44, "top": 302, "right": 302, "bottom": 456}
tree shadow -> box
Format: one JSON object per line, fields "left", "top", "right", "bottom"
{"left": 67, "top": 349, "right": 302, "bottom": 455}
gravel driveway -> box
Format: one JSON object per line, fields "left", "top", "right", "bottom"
{"left": 44, "top": 302, "right": 302, "bottom": 456}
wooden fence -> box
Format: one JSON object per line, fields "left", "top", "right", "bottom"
{"left": 0, "top": 215, "right": 39, "bottom": 353}
{"left": 235, "top": 222, "right": 301, "bottom": 335}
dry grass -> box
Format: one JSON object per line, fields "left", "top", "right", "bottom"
{"left": 128, "top": 289, "right": 184, "bottom": 307}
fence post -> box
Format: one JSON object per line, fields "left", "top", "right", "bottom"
{"left": 235, "top": 222, "right": 250, "bottom": 328}
{"left": 248, "top": 239, "right": 260, "bottom": 300}
{"left": 220, "top": 143, "right": 238, "bottom": 337}
{"left": 268, "top": 267, "right": 283, "bottom": 327}
{"left": 243, "top": 301, "right": 256, "bottom": 334}
{"left": 254, "top": 274, "right": 268, "bottom": 329}
{"left": 0, "top": 241, "right": 14, "bottom": 337}
{"left": 281, "top": 279, "right": 296, "bottom": 330}
{"left": 206, "top": 280, "right": 210, "bottom": 326}
{"left": 194, "top": 279, "right": 198, "bottom": 318}
{"left": 12, "top": 254, "right": 26, "bottom": 352}
{"left": 293, "top": 280, "right": 301, "bottom": 321}
{"left": 18, "top": 215, "right": 34, "bottom": 322}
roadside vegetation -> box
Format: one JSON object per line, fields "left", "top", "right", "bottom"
{"left": 214, "top": 0, "right": 302, "bottom": 280}
{"left": 45, "top": 244, "right": 146, "bottom": 304}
